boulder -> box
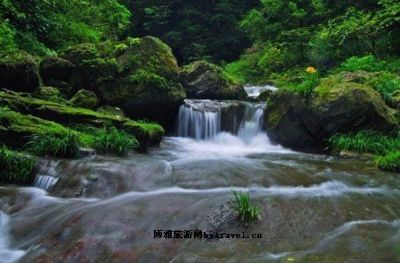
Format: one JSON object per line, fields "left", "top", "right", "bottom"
{"left": 39, "top": 56, "right": 74, "bottom": 85}
{"left": 70, "top": 89, "right": 98, "bottom": 109}
{"left": 97, "top": 105, "right": 125, "bottom": 117}
{"left": 265, "top": 76, "right": 398, "bottom": 152}
{"left": 37, "top": 86, "right": 62, "bottom": 99}
{"left": 179, "top": 60, "right": 246, "bottom": 100}
{"left": 0, "top": 52, "right": 40, "bottom": 92}
{"left": 60, "top": 37, "right": 186, "bottom": 128}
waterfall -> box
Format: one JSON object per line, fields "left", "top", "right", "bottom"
{"left": 33, "top": 160, "right": 60, "bottom": 190}
{"left": 0, "top": 212, "right": 25, "bottom": 263}
{"left": 177, "top": 100, "right": 221, "bottom": 140}
{"left": 177, "top": 99, "right": 268, "bottom": 143}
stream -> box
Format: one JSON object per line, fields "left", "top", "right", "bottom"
{"left": 1, "top": 97, "right": 400, "bottom": 262}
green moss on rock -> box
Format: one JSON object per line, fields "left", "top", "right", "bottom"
{"left": 0, "top": 51, "right": 40, "bottom": 92}
{"left": 265, "top": 75, "right": 398, "bottom": 152}
{"left": 70, "top": 89, "right": 99, "bottom": 109}
{"left": 179, "top": 60, "right": 246, "bottom": 100}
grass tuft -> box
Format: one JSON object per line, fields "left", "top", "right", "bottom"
{"left": 232, "top": 189, "right": 261, "bottom": 222}
{"left": 26, "top": 132, "right": 81, "bottom": 158}
{"left": 376, "top": 152, "right": 400, "bottom": 172}
{"left": 92, "top": 127, "right": 139, "bottom": 156}
{"left": 0, "top": 145, "right": 37, "bottom": 184}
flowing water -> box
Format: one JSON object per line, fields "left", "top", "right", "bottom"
{"left": 1, "top": 99, "right": 400, "bottom": 262}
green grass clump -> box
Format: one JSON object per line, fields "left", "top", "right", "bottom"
{"left": 232, "top": 189, "right": 261, "bottom": 222}
{"left": 371, "top": 73, "right": 400, "bottom": 106}
{"left": 0, "top": 145, "right": 37, "bottom": 185}
{"left": 26, "top": 132, "right": 81, "bottom": 158}
{"left": 329, "top": 130, "right": 400, "bottom": 173}
{"left": 339, "top": 55, "right": 387, "bottom": 72}
{"left": 92, "top": 127, "right": 139, "bottom": 156}
{"left": 376, "top": 152, "right": 400, "bottom": 172}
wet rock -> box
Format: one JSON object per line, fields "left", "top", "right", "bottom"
{"left": 40, "top": 56, "right": 74, "bottom": 85}
{"left": 70, "top": 89, "right": 99, "bottom": 109}
{"left": 338, "top": 150, "right": 374, "bottom": 161}
{"left": 265, "top": 76, "right": 398, "bottom": 152}
{"left": 179, "top": 60, "right": 246, "bottom": 100}
{"left": 0, "top": 52, "right": 40, "bottom": 92}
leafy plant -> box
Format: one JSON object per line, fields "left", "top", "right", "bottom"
{"left": 232, "top": 189, "right": 261, "bottom": 222}
{"left": 26, "top": 132, "right": 81, "bottom": 158}
{"left": 371, "top": 73, "right": 400, "bottom": 106}
{"left": 339, "top": 55, "right": 387, "bottom": 72}
{"left": 92, "top": 127, "right": 139, "bottom": 156}
{"left": 328, "top": 130, "right": 400, "bottom": 155}
{"left": 376, "top": 151, "right": 400, "bottom": 172}
{"left": 0, "top": 145, "right": 36, "bottom": 184}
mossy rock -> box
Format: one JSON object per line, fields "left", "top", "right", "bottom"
{"left": 0, "top": 91, "right": 164, "bottom": 150}
{"left": 265, "top": 75, "right": 398, "bottom": 152}
{"left": 60, "top": 37, "right": 185, "bottom": 127}
{"left": 36, "top": 86, "right": 64, "bottom": 103}
{"left": 0, "top": 52, "right": 40, "bottom": 92}
{"left": 40, "top": 56, "right": 74, "bottom": 85}
{"left": 0, "top": 106, "right": 71, "bottom": 148}
{"left": 179, "top": 60, "right": 246, "bottom": 100}
{"left": 97, "top": 105, "right": 125, "bottom": 117}
{"left": 70, "top": 89, "right": 98, "bottom": 109}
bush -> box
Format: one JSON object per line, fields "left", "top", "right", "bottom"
{"left": 92, "top": 127, "right": 139, "bottom": 156}
{"left": 376, "top": 152, "right": 400, "bottom": 173}
{"left": 0, "top": 145, "right": 37, "bottom": 185}
{"left": 26, "top": 132, "right": 81, "bottom": 158}
{"left": 339, "top": 55, "right": 387, "bottom": 72}
{"left": 232, "top": 189, "right": 261, "bottom": 222}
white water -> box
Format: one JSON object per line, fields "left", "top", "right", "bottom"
{"left": 244, "top": 84, "right": 278, "bottom": 98}
{"left": 0, "top": 212, "right": 25, "bottom": 263}
{"left": 176, "top": 99, "right": 285, "bottom": 156}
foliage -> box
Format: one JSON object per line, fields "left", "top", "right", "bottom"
{"left": 371, "top": 72, "right": 400, "bottom": 106}
{"left": 123, "top": 0, "right": 258, "bottom": 63}
{"left": 232, "top": 189, "right": 261, "bottom": 222}
{"left": 26, "top": 132, "right": 81, "bottom": 158}
{"left": 92, "top": 127, "right": 139, "bottom": 156}
{"left": 376, "top": 151, "right": 400, "bottom": 172}
{"left": 328, "top": 130, "right": 400, "bottom": 155}
{"left": 0, "top": 0, "right": 131, "bottom": 56}
{"left": 339, "top": 55, "right": 388, "bottom": 72}
{"left": 0, "top": 145, "right": 36, "bottom": 185}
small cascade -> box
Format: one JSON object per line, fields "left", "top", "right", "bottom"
{"left": 33, "top": 160, "right": 60, "bottom": 190}
{"left": 0, "top": 212, "right": 25, "bottom": 263}
{"left": 177, "top": 100, "right": 221, "bottom": 140}
{"left": 176, "top": 99, "right": 272, "bottom": 146}
{"left": 237, "top": 106, "right": 265, "bottom": 143}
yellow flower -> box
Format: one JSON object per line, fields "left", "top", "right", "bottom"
{"left": 306, "top": 66, "right": 317, "bottom": 74}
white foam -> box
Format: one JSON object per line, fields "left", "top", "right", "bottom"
{"left": 244, "top": 85, "right": 278, "bottom": 98}
{"left": 0, "top": 212, "right": 25, "bottom": 263}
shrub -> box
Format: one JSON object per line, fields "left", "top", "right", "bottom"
{"left": 92, "top": 127, "right": 138, "bottom": 156}
{"left": 26, "top": 132, "right": 81, "bottom": 158}
{"left": 339, "top": 55, "right": 387, "bottom": 72}
{"left": 376, "top": 152, "right": 400, "bottom": 173}
{"left": 232, "top": 189, "right": 261, "bottom": 222}
{"left": 0, "top": 145, "right": 37, "bottom": 185}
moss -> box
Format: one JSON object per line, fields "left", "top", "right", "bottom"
{"left": 70, "top": 89, "right": 98, "bottom": 109}
{"left": 0, "top": 92, "right": 164, "bottom": 149}
{"left": 0, "top": 145, "right": 37, "bottom": 185}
